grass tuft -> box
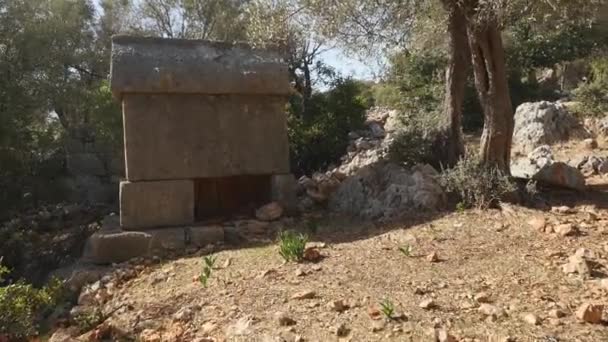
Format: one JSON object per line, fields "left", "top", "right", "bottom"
{"left": 278, "top": 230, "right": 308, "bottom": 262}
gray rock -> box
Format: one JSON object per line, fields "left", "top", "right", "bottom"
{"left": 534, "top": 162, "right": 586, "bottom": 191}
{"left": 329, "top": 162, "right": 444, "bottom": 221}
{"left": 580, "top": 156, "right": 605, "bottom": 175}
{"left": 368, "top": 122, "right": 386, "bottom": 138}
{"left": 513, "top": 101, "right": 583, "bottom": 153}
{"left": 83, "top": 230, "right": 152, "bottom": 264}
{"left": 511, "top": 146, "right": 586, "bottom": 191}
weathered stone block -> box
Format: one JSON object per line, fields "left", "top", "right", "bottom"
{"left": 146, "top": 226, "right": 224, "bottom": 252}
{"left": 120, "top": 180, "right": 195, "bottom": 229}
{"left": 188, "top": 225, "right": 225, "bottom": 248}
{"left": 82, "top": 230, "right": 152, "bottom": 264}
{"left": 122, "top": 94, "right": 290, "bottom": 181}
{"left": 111, "top": 36, "right": 290, "bottom": 97}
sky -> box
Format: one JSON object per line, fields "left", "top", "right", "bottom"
{"left": 319, "top": 47, "right": 381, "bottom": 81}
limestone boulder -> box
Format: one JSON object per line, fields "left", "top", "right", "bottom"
{"left": 329, "top": 162, "right": 444, "bottom": 221}
{"left": 534, "top": 162, "right": 586, "bottom": 191}
{"left": 513, "top": 101, "right": 585, "bottom": 153}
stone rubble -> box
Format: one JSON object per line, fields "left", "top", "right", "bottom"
{"left": 296, "top": 108, "right": 445, "bottom": 220}
{"left": 511, "top": 145, "right": 586, "bottom": 190}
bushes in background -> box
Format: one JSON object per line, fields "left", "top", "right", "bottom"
{"left": 0, "top": 263, "right": 63, "bottom": 340}
{"left": 288, "top": 78, "right": 368, "bottom": 175}
{"left": 575, "top": 57, "right": 608, "bottom": 115}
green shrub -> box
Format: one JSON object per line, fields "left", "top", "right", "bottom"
{"left": 372, "top": 84, "right": 402, "bottom": 108}
{"left": 0, "top": 263, "right": 63, "bottom": 339}
{"left": 440, "top": 155, "right": 516, "bottom": 209}
{"left": 288, "top": 78, "right": 367, "bottom": 175}
{"left": 385, "top": 51, "right": 446, "bottom": 116}
{"left": 277, "top": 230, "right": 308, "bottom": 262}
{"left": 73, "top": 308, "right": 104, "bottom": 333}
{"left": 574, "top": 57, "right": 608, "bottom": 115}
{"left": 388, "top": 124, "right": 438, "bottom": 167}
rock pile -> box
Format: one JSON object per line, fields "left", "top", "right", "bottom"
{"left": 568, "top": 155, "right": 608, "bottom": 177}
{"left": 513, "top": 101, "right": 588, "bottom": 153}
{"left": 296, "top": 108, "right": 445, "bottom": 220}
{"left": 511, "top": 145, "right": 586, "bottom": 191}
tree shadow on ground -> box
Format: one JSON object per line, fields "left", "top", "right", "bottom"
{"left": 536, "top": 185, "right": 608, "bottom": 211}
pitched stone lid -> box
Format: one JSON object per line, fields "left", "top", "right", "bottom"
{"left": 110, "top": 35, "right": 291, "bottom": 97}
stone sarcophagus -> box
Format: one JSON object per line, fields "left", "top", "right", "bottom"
{"left": 110, "top": 36, "right": 295, "bottom": 229}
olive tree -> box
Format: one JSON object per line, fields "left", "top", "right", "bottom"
{"left": 305, "top": 0, "right": 606, "bottom": 172}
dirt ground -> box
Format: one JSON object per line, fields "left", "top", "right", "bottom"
{"left": 81, "top": 194, "right": 608, "bottom": 341}
{"left": 57, "top": 136, "right": 608, "bottom": 342}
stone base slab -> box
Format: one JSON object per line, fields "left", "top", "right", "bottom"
{"left": 83, "top": 225, "right": 225, "bottom": 265}
{"left": 120, "top": 180, "right": 194, "bottom": 229}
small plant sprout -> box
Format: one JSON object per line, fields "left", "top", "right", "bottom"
{"left": 379, "top": 298, "right": 395, "bottom": 319}
{"left": 199, "top": 255, "right": 217, "bottom": 287}
{"left": 398, "top": 245, "right": 413, "bottom": 257}
{"left": 278, "top": 230, "right": 309, "bottom": 262}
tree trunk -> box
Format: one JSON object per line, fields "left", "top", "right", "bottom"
{"left": 435, "top": 2, "right": 468, "bottom": 167}
{"left": 467, "top": 20, "right": 514, "bottom": 174}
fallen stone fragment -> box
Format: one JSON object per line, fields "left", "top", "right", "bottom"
{"left": 522, "top": 313, "right": 540, "bottom": 325}
{"left": 555, "top": 223, "right": 577, "bottom": 237}
{"left": 328, "top": 299, "right": 349, "bottom": 312}
{"left": 302, "top": 247, "right": 322, "bottom": 262}
{"left": 562, "top": 255, "right": 591, "bottom": 276}
{"left": 552, "top": 206, "right": 576, "bottom": 215}
{"left": 528, "top": 217, "right": 547, "bottom": 231}
{"left": 474, "top": 292, "right": 491, "bottom": 303}
{"left": 275, "top": 311, "right": 296, "bottom": 326}
{"left": 334, "top": 323, "right": 349, "bottom": 337}
{"left": 575, "top": 248, "right": 595, "bottom": 259}
{"left": 371, "top": 320, "right": 386, "bottom": 332}
{"left": 575, "top": 303, "right": 604, "bottom": 324}
{"left": 291, "top": 290, "right": 316, "bottom": 300}
{"left": 549, "top": 309, "right": 566, "bottom": 318}
{"left": 583, "top": 138, "right": 598, "bottom": 150}
{"left": 419, "top": 298, "right": 436, "bottom": 310}
{"left": 478, "top": 304, "right": 505, "bottom": 318}
{"left": 427, "top": 252, "right": 440, "bottom": 263}
{"left": 600, "top": 278, "right": 608, "bottom": 290}
{"left": 255, "top": 202, "right": 283, "bottom": 221}
{"left": 437, "top": 329, "right": 457, "bottom": 342}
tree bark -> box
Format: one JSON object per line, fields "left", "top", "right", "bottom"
{"left": 435, "top": 2, "right": 469, "bottom": 167}
{"left": 466, "top": 20, "right": 514, "bottom": 174}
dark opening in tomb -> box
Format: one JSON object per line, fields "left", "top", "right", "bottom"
{"left": 194, "top": 175, "right": 271, "bottom": 221}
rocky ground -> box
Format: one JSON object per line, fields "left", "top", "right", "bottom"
{"left": 53, "top": 193, "right": 608, "bottom": 342}
{"left": 1, "top": 100, "right": 604, "bottom": 341}
{"left": 46, "top": 101, "right": 608, "bottom": 342}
